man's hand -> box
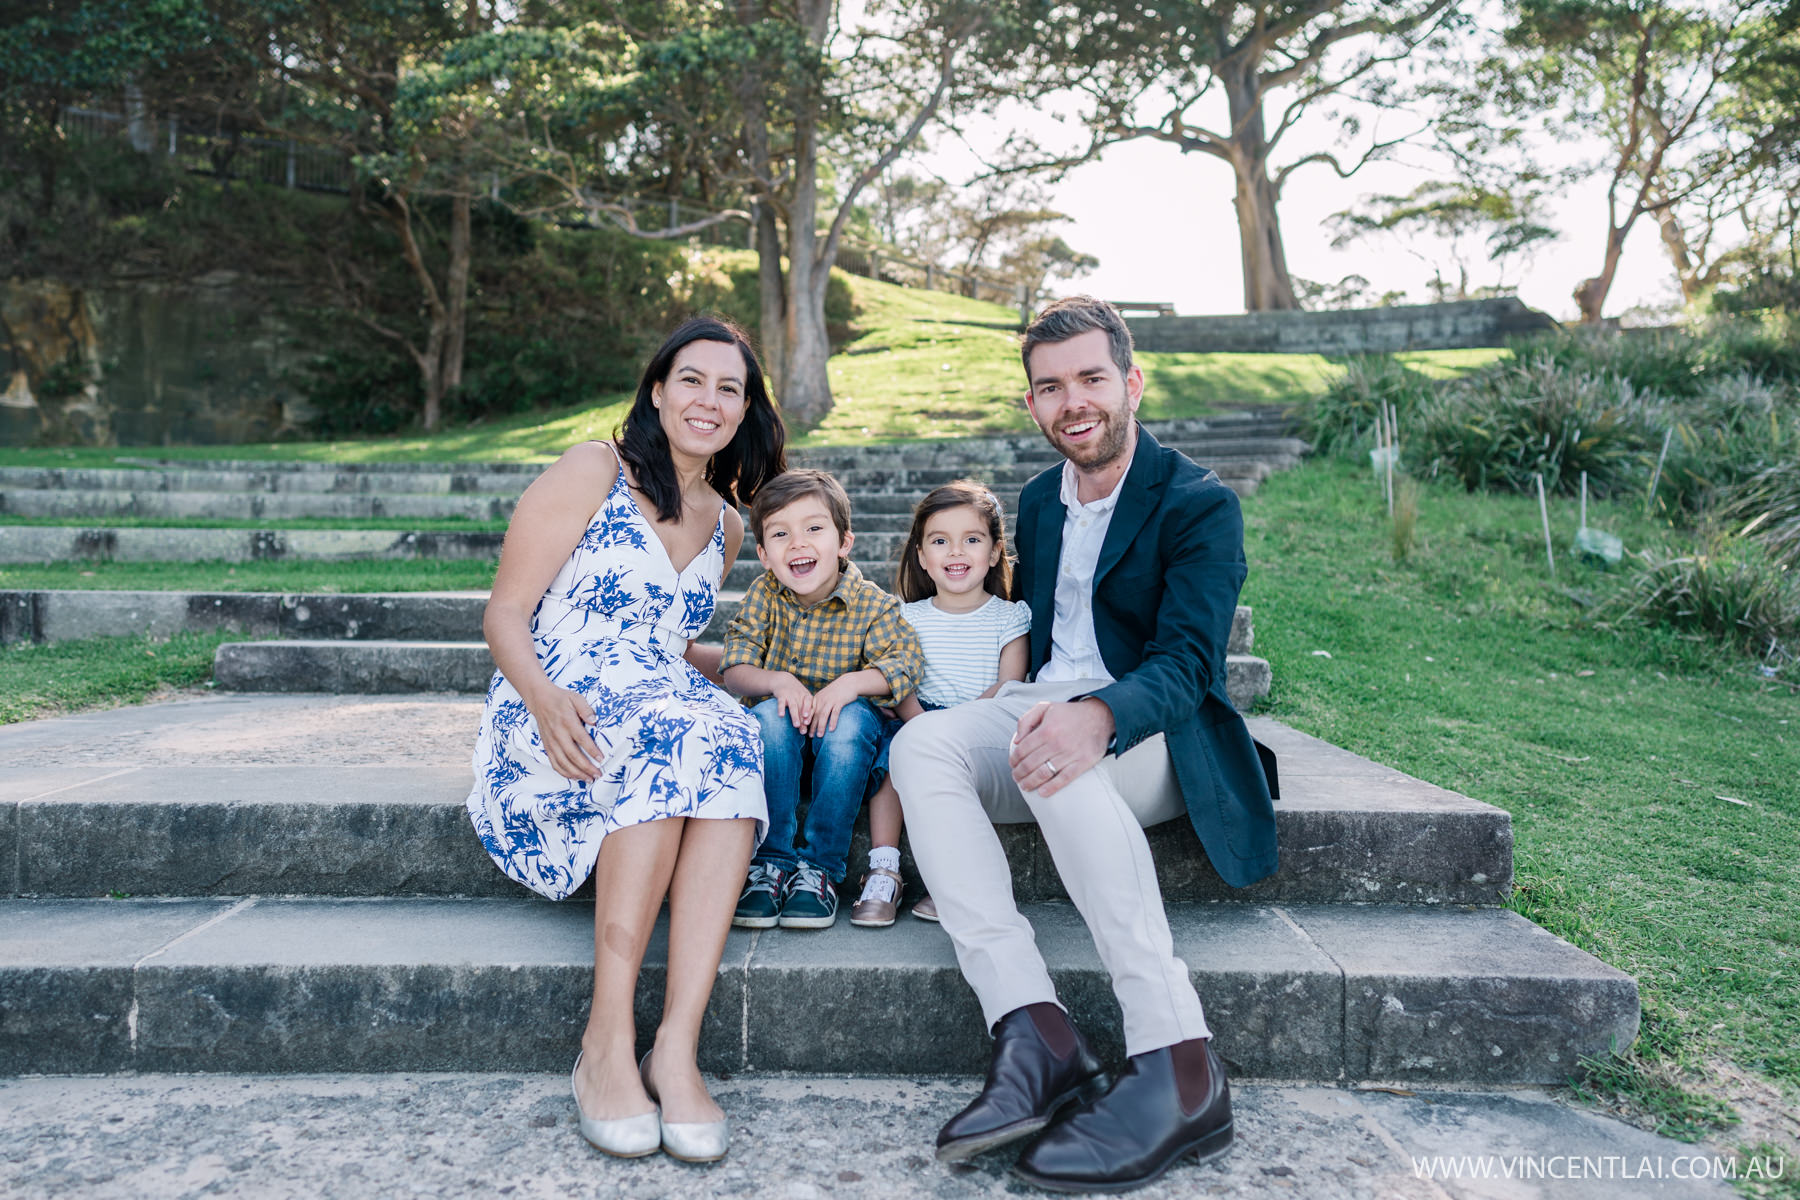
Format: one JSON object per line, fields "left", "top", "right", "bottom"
{"left": 770, "top": 672, "right": 814, "bottom": 731}
{"left": 1009, "top": 698, "right": 1116, "bottom": 797}
{"left": 809, "top": 675, "right": 863, "bottom": 736}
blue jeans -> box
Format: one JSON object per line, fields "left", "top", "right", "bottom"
{"left": 750, "top": 696, "right": 883, "bottom": 882}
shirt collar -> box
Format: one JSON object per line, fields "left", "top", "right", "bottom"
{"left": 778, "top": 559, "right": 863, "bottom": 608}
{"left": 1058, "top": 427, "right": 1137, "bottom": 514}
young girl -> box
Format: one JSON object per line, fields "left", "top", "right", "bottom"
{"left": 851, "top": 480, "right": 1032, "bottom": 927}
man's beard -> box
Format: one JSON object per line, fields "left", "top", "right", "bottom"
{"left": 1049, "top": 404, "right": 1133, "bottom": 469}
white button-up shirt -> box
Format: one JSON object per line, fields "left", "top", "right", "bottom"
{"left": 1035, "top": 442, "right": 1135, "bottom": 685}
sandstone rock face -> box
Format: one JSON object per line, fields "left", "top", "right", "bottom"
{"left": 0, "top": 274, "right": 312, "bottom": 447}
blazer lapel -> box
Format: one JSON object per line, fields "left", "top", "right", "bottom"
{"left": 1094, "top": 425, "right": 1165, "bottom": 586}
{"left": 1028, "top": 484, "right": 1066, "bottom": 670}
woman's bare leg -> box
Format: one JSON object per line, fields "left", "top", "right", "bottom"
{"left": 645, "top": 816, "right": 757, "bottom": 1123}
{"left": 575, "top": 817, "right": 684, "bottom": 1119}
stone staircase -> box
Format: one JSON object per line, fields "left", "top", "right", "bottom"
{"left": 0, "top": 413, "right": 1303, "bottom": 710}
{"left": 0, "top": 697, "right": 1637, "bottom": 1082}
{"left": 0, "top": 410, "right": 1642, "bottom": 1085}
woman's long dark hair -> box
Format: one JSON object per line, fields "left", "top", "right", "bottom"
{"left": 617, "top": 316, "right": 787, "bottom": 523}
{"left": 895, "top": 480, "right": 1014, "bottom": 603}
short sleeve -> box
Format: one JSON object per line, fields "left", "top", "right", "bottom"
{"left": 1000, "top": 599, "right": 1033, "bottom": 643}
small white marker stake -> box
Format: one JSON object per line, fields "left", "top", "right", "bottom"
{"left": 1536, "top": 474, "right": 1555, "bottom": 574}
{"left": 1579, "top": 470, "right": 1588, "bottom": 530}
{"left": 1647, "top": 428, "right": 1673, "bottom": 513}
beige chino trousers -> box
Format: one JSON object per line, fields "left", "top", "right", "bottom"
{"left": 888, "top": 679, "right": 1211, "bottom": 1055}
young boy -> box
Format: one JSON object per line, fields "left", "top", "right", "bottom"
{"left": 721, "top": 469, "right": 924, "bottom": 931}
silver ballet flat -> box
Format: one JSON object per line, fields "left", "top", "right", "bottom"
{"left": 640, "top": 1048, "right": 730, "bottom": 1163}
{"left": 571, "top": 1052, "right": 661, "bottom": 1158}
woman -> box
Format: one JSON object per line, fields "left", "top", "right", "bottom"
{"left": 467, "top": 315, "right": 785, "bottom": 1162}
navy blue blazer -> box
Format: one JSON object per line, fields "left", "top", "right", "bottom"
{"left": 1013, "top": 425, "right": 1279, "bottom": 889}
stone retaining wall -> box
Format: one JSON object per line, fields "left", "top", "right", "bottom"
{"left": 1127, "top": 297, "right": 1559, "bottom": 354}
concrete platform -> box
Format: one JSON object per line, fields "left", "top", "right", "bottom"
{"left": 0, "top": 1071, "right": 1741, "bottom": 1200}
{"left": 0, "top": 896, "right": 1637, "bottom": 1082}
{"left": 0, "top": 720, "right": 1511, "bottom": 905}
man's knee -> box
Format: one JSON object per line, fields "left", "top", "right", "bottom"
{"left": 888, "top": 708, "right": 963, "bottom": 794}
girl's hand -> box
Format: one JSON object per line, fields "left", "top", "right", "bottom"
{"left": 809, "top": 676, "right": 861, "bottom": 736}
{"left": 526, "top": 685, "right": 604, "bottom": 782}
{"left": 771, "top": 672, "right": 814, "bottom": 731}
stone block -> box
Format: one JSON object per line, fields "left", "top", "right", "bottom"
{"left": 0, "top": 898, "right": 231, "bottom": 1073}
{"left": 1289, "top": 905, "right": 1641, "bottom": 1084}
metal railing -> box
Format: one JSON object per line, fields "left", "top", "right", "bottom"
{"left": 63, "top": 106, "right": 355, "bottom": 193}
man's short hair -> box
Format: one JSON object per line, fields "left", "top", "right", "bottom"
{"left": 1021, "top": 295, "right": 1134, "bottom": 381}
{"left": 748, "top": 469, "right": 852, "bottom": 543}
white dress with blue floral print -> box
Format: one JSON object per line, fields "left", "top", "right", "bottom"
{"left": 467, "top": 447, "right": 767, "bottom": 901}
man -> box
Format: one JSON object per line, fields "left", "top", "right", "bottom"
{"left": 888, "top": 295, "right": 1278, "bottom": 1192}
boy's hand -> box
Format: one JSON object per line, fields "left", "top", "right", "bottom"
{"left": 770, "top": 672, "right": 813, "bottom": 730}
{"left": 809, "top": 676, "right": 863, "bottom": 736}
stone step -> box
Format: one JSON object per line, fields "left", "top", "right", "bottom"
{"left": 0, "top": 720, "right": 1509, "bottom": 907}
{"left": 210, "top": 640, "right": 1274, "bottom": 710}
{"left": 0, "top": 439, "right": 1304, "bottom": 496}
{"left": 0, "top": 895, "right": 1635, "bottom": 1083}
{"left": 0, "top": 526, "right": 508, "bottom": 565}
{"left": 0, "top": 590, "right": 1257, "bottom": 656}
{"left": 0, "top": 456, "right": 1272, "bottom": 521}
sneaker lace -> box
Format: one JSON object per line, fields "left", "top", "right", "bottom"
{"left": 858, "top": 872, "right": 898, "bottom": 904}
{"left": 745, "top": 863, "right": 784, "bottom": 897}
{"left": 790, "top": 863, "right": 828, "bottom": 899}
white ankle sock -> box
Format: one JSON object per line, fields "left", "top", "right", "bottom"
{"left": 858, "top": 872, "right": 898, "bottom": 903}
{"left": 869, "top": 846, "right": 901, "bottom": 873}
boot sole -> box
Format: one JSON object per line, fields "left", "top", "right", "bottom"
{"left": 935, "top": 1074, "right": 1109, "bottom": 1164}
{"left": 1010, "top": 1119, "right": 1234, "bottom": 1193}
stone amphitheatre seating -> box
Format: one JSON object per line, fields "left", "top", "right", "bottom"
{"left": 0, "top": 411, "right": 1640, "bottom": 1084}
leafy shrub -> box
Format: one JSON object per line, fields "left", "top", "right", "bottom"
{"left": 1711, "top": 462, "right": 1800, "bottom": 569}
{"left": 1694, "top": 312, "right": 1800, "bottom": 383}
{"left": 1412, "top": 355, "right": 1657, "bottom": 496}
{"left": 1525, "top": 328, "right": 1706, "bottom": 398}
{"left": 1613, "top": 537, "right": 1799, "bottom": 663}
{"left": 1301, "top": 355, "right": 1436, "bottom": 455}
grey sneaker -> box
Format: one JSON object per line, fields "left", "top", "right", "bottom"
{"left": 777, "top": 863, "right": 839, "bottom": 929}
{"left": 732, "top": 862, "right": 788, "bottom": 929}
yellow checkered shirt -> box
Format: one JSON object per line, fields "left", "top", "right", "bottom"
{"left": 720, "top": 562, "right": 923, "bottom": 703}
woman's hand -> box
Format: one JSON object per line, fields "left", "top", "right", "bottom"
{"left": 526, "top": 685, "right": 605, "bottom": 782}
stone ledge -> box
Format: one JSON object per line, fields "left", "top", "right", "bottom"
{"left": 0, "top": 897, "right": 1637, "bottom": 1083}
{"left": 1, "top": 718, "right": 1510, "bottom": 906}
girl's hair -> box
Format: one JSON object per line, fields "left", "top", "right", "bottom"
{"left": 895, "top": 480, "right": 1014, "bottom": 603}
{"left": 617, "top": 315, "right": 788, "bottom": 522}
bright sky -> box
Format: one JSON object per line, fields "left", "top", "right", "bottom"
{"left": 907, "top": 42, "right": 1682, "bottom": 324}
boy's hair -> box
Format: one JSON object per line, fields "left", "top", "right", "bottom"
{"left": 1020, "top": 294, "right": 1134, "bottom": 381}
{"left": 896, "top": 480, "right": 1014, "bottom": 603}
{"left": 748, "top": 469, "right": 853, "bottom": 544}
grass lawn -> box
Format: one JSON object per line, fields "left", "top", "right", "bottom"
{"left": 0, "top": 631, "right": 236, "bottom": 724}
{"left": 0, "top": 266, "right": 1501, "bottom": 466}
{"left": 1244, "top": 456, "right": 1799, "bottom": 1150}
{"left": 0, "top": 515, "right": 509, "bottom": 531}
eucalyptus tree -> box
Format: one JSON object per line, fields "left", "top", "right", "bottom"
{"left": 602, "top": 1, "right": 1032, "bottom": 428}
{"left": 1436, "top": 0, "right": 1774, "bottom": 323}
{"left": 1022, "top": 1, "right": 1465, "bottom": 311}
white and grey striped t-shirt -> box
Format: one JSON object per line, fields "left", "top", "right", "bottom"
{"left": 900, "top": 595, "right": 1033, "bottom": 707}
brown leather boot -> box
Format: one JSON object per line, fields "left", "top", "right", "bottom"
{"left": 935, "top": 1003, "right": 1108, "bottom": 1163}
{"left": 1012, "top": 1036, "right": 1232, "bottom": 1193}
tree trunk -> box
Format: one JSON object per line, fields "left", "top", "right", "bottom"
{"left": 440, "top": 189, "right": 472, "bottom": 416}
{"left": 779, "top": 96, "right": 833, "bottom": 430}
{"left": 1221, "top": 62, "right": 1298, "bottom": 311}
{"left": 756, "top": 203, "right": 786, "bottom": 390}
{"left": 1647, "top": 183, "right": 1707, "bottom": 303}
{"left": 1575, "top": 226, "right": 1627, "bottom": 325}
